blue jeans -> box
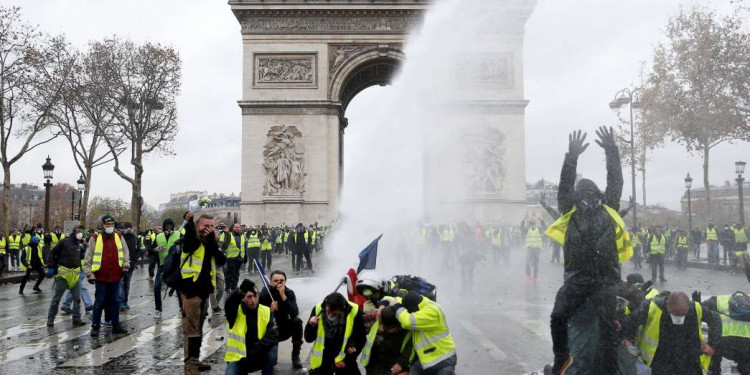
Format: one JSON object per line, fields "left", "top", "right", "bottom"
{"left": 92, "top": 281, "right": 121, "bottom": 327}
{"left": 708, "top": 241, "right": 720, "bottom": 263}
{"left": 154, "top": 266, "right": 163, "bottom": 311}
{"left": 63, "top": 271, "right": 93, "bottom": 309}
{"left": 224, "top": 344, "right": 277, "bottom": 375}
{"left": 119, "top": 270, "right": 133, "bottom": 307}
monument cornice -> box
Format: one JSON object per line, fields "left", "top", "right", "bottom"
{"left": 238, "top": 100, "right": 342, "bottom": 115}
{"left": 443, "top": 100, "right": 531, "bottom": 115}
{"left": 231, "top": 9, "right": 426, "bottom": 35}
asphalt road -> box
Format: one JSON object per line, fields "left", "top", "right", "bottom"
{"left": 0, "top": 247, "right": 746, "bottom": 375}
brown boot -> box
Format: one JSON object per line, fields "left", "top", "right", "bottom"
{"left": 185, "top": 359, "right": 200, "bottom": 375}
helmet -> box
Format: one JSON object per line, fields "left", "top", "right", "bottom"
{"left": 356, "top": 273, "right": 385, "bottom": 298}
{"left": 30, "top": 236, "right": 40, "bottom": 244}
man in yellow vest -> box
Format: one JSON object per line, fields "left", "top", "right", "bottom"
{"left": 179, "top": 212, "right": 226, "bottom": 375}
{"left": 646, "top": 227, "right": 668, "bottom": 283}
{"left": 361, "top": 305, "right": 412, "bottom": 375}
{"left": 391, "top": 291, "right": 456, "bottom": 375}
{"left": 224, "top": 279, "right": 278, "bottom": 375}
{"left": 46, "top": 226, "right": 86, "bottom": 328}
{"left": 19, "top": 235, "right": 46, "bottom": 294}
{"left": 733, "top": 223, "right": 748, "bottom": 273}
{"left": 49, "top": 226, "right": 65, "bottom": 251}
{"left": 223, "top": 223, "right": 247, "bottom": 295}
{"left": 246, "top": 227, "right": 261, "bottom": 275}
{"left": 524, "top": 220, "right": 544, "bottom": 284}
{"left": 8, "top": 229, "right": 22, "bottom": 271}
{"left": 0, "top": 230, "right": 6, "bottom": 276}
{"left": 545, "top": 127, "right": 627, "bottom": 375}
{"left": 705, "top": 223, "right": 720, "bottom": 264}
{"left": 84, "top": 215, "right": 130, "bottom": 336}
{"left": 154, "top": 218, "right": 181, "bottom": 320}
{"left": 623, "top": 291, "right": 716, "bottom": 375}
{"left": 304, "top": 292, "right": 366, "bottom": 375}
{"left": 675, "top": 229, "right": 690, "bottom": 269}
{"left": 259, "top": 226, "right": 273, "bottom": 270}
{"left": 701, "top": 292, "right": 750, "bottom": 375}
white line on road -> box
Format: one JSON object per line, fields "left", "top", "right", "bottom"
{"left": 460, "top": 320, "right": 507, "bottom": 361}
{"left": 59, "top": 316, "right": 182, "bottom": 367}
{"left": 131, "top": 325, "right": 226, "bottom": 375}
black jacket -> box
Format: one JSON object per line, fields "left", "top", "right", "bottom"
{"left": 287, "top": 229, "right": 310, "bottom": 254}
{"left": 225, "top": 290, "right": 278, "bottom": 362}
{"left": 259, "top": 287, "right": 300, "bottom": 323}
{"left": 48, "top": 237, "right": 84, "bottom": 270}
{"left": 180, "top": 217, "right": 226, "bottom": 299}
{"left": 304, "top": 305, "right": 366, "bottom": 366}
{"left": 557, "top": 145, "right": 623, "bottom": 284}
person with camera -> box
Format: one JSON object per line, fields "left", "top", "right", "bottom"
{"left": 84, "top": 215, "right": 130, "bottom": 336}
{"left": 259, "top": 270, "right": 304, "bottom": 369}
{"left": 224, "top": 279, "right": 278, "bottom": 375}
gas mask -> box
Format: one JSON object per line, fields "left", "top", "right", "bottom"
{"left": 576, "top": 179, "right": 602, "bottom": 212}
{"left": 670, "top": 314, "right": 686, "bottom": 325}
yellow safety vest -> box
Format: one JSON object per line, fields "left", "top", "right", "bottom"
{"left": 650, "top": 235, "right": 666, "bottom": 255}
{"left": 226, "top": 234, "right": 246, "bottom": 259}
{"left": 91, "top": 233, "right": 124, "bottom": 272}
{"left": 57, "top": 265, "right": 81, "bottom": 289}
{"left": 156, "top": 231, "right": 181, "bottom": 266}
{"left": 8, "top": 235, "right": 20, "bottom": 251}
{"left": 734, "top": 228, "right": 747, "bottom": 244}
{"left": 225, "top": 304, "right": 271, "bottom": 362}
{"left": 525, "top": 228, "right": 543, "bottom": 248}
{"left": 283, "top": 232, "right": 290, "bottom": 242}
{"left": 21, "top": 245, "right": 45, "bottom": 271}
{"left": 360, "top": 319, "right": 411, "bottom": 367}
{"left": 716, "top": 295, "right": 750, "bottom": 339}
{"left": 396, "top": 298, "right": 456, "bottom": 369}
{"left": 0, "top": 237, "right": 5, "bottom": 255}
{"left": 545, "top": 205, "right": 633, "bottom": 264}
{"left": 706, "top": 228, "right": 718, "bottom": 241}
{"left": 275, "top": 233, "right": 283, "bottom": 244}
{"left": 247, "top": 234, "right": 260, "bottom": 248}
{"left": 260, "top": 237, "right": 272, "bottom": 251}
{"left": 50, "top": 232, "right": 65, "bottom": 249}
{"left": 491, "top": 231, "right": 503, "bottom": 247}
{"left": 180, "top": 244, "right": 216, "bottom": 288}
{"left": 676, "top": 236, "right": 689, "bottom": 249}
{"left": 310, "top": 301, "right": 358, "bottom": 370}
{"left": 638, "top": 300, "right": 711, "bottom": 370}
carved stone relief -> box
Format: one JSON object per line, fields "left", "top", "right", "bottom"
{"left": 463, "top": 127, "right": 506, "bottom": 193}
{"left": 263, "top": 125, "right": 306, "bottom": 196}
{"left": 254, "top": 54, "right": 317, "bottom": 88}
{"left": 456, "top": 53, "right": 513, "bottom": 88}
{"left": 236, "top": 10, "right": 423, "bottom": 35}
{"left": 329, "top": 44, "right": 371, "bottom": 73}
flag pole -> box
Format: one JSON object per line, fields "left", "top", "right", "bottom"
{"left": 254, "top": 259, "right": 275, "bottom": 302}
{"left": 334, "top": 234, "right": 383, "bottom": 293}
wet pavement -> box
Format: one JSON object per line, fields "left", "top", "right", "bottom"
{"left": 0, "top": 247, "right": 746, "bottom": 374}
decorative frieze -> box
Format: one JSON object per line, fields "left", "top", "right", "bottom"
{"left": 235, "top": 10, "right": 424, "bottom": 35}
{"left": 254, "top": 53, "right": 317, "bottom": 89}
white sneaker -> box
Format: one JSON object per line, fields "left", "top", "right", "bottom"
{"left": 154, "top": 311, "right": 162, "bottom": 320}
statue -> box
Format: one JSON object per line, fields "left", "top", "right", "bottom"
{"left": 263, "top": 125, "right": 306, "bottom": 195}
{"left": 463, "top": 126, "right": 506, "bottom": 193}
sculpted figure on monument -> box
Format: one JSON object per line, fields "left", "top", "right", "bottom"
{"left": 464, "top": 126, "right": 506, "bottom": 193}
{"left": 263, "top": 125, "right": 306, "bottom": 195}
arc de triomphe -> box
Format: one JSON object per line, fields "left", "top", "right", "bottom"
{"left": 230, "top": 0, "right": 536, "bottom": 225}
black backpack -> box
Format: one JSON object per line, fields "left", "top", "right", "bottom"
{"left": 391, "top": 275, "right": 437, "bottom": 302}
{"left": 161, "top": 243, "right": 190, "bottom": 295}
{"left": 729, "top": 291, "right": 750, "bottom": 322}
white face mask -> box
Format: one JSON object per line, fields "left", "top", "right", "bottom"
{"left": 670, "top": 314, "right": 686, "bottom": 325}
{"left": 104, "top": 227, "right": 114, "bottom": 234}
{"left": 76, "top": 232, "right": 83, "bottom": 240}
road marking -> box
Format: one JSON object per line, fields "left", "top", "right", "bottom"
{"left": 131, "top": 325, "right": 225, "bottom": 375}
{"left": 59, "top": 316, "right": 182, "bottom": 367}
{"left": 0, "top": 316, "right": 72, "bottom": 340}
{"left": 0, "top": 313, "right": 141, "bottom": 364}
{"left": 460, "top": 320, "right": 507, "bottom": 361}
{"left": 0, "top": 298, "right": 48, "bottom": 313}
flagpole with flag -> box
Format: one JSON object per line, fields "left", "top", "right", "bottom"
{"left": 334, "top": 234, "right": 383, "bottom": 294}
{"left": 253, "top": 259, "right": 275, "bottom": 302}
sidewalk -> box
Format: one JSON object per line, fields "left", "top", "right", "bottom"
{"left": 0, "top": 269, "right": 29, "bottom": 285}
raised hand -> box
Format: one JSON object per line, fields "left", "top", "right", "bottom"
{"left": 595, "top": 126, "right": 617, "bottom": 150}
{"left": 568, "top": 130, "right": 589, "bottom": 157}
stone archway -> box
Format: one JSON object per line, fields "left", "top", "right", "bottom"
{"left": 230, "top": 0, "right": 535, "bottom": 225}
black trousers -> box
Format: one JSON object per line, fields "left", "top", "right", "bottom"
{"left": 225, "top": 258, "right": 243, "bottom": 293}
{"left": 294, "top": 251, "right": 312, "bottom": 271}
{"left": 247, "top": 248, "right": 260, "bottom": 273}
{"left": 650, "top": 254, "right": 665, "bottom": 281}
{"left": 148, "top": 252, "right": 158, "bottom": 277}
{"left": 278, "top": 317, "right": 304, "bottom": 343}
{"left": 550, "top": 282, "right": 618, "bottom": 375}
{"left": 709, "top": 337, "right": 750, "bottom": 375}
{"left": 20, "top": 263, "right": 45, "bottom": 292}
{"left": 260, "top": 250, "right": 272, "bottom": 270}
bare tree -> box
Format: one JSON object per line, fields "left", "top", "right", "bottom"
{"left": 96, "top": 38, "right": 181, "bottom": 229}
{"left": 46, "top": 42, "right": 122, "bottom": 226}
{"left": 641, "top": 6, "right": 750, "bottom": 221}
{"left": 0, "top": 7, "right": 72, "bottom": 231}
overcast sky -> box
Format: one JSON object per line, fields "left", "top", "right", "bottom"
{"left": 3, "top": 0, "right": 748, "bottom": 211}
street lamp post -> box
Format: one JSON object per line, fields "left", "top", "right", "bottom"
{"left": 77, "top": 174, "right": 85, "bottom": 221}
{"left": 685, "top": 173, "right": 693, "bottom": 230}
{"left": 736, "top": 161, "right": 746, "bottom": 226}
{"left": 609, "top": 87, "right": 643, "bottom": 230}
{"left": 42, "top": 156, "right": 55, "bottom": 230}
{"left": 69, "top": 190, "right": 76, "bottom": 220}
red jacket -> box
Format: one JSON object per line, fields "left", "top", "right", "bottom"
{"left": 93, "top": 233, "right": 123, "bottom": 283}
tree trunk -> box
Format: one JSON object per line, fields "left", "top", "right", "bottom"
{"left": 131, "top": 162, "right": 143, "bottom": 230}
{"left": 79, "top": 165, "right": 93, "bottom": 227}
{"left": 642, "top": 168, "right": 647, "bottom": 226}
{"left": 703, "top": 145, "right": 711, "bottom": 222}
{"left": 2, "top": 163, "right": 10, "bottom": 231}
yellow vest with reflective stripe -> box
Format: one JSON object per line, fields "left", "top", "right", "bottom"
{"left": 225, "top": 304, "right": 271, "bottom": 362}
{"left": 676, "top": 236, "right": 689, "bottom": 248}
{"left": 247, "top": 234, "right": 260, "bottom": 248}
{"left": 545, "top": 205, "right": 633, "bottom": 264}
{"left": 525, "top": 228, "right": 543, "bottom": 248}
{"left": 360, "top": 319, "right": 411, "bottom": 367}
{"left": 261, "top": 237, "right": 272, "bottom": 251}
{"left": 0, "top": 237, "right": 5, "bottom": 254}
{"left": 396, "top": 298, "right": 456, "bottom": 369}
{"left": 734, "top": 228, "right": 747, "bottom": 244}
{"left": 650, "top": 235, "right": 666, "bottom": 255}
{"left": 57, "top": 265, "right": 81, "bottom": 289}
{"left": 21, "top": 245, "right": 44, "bottom": 271}
{"left": 50, "top": 232, "right": 65, "bottom": 249}
{"left": 226, "top": 234, "right": 246, "bottom": 259}
{"left": 8, "top": 235, "right": 20, "bottom": 251}
{"left": 716, "top": 295, "right": 750, "bottom": 339}
{"left": 706, "top": 228, "right": 718, "bottom": 241}
{"left": 275, "top": 232, "right": 283, "bottom": 244}
{"left": 310, "top": 301, "right": 358, "bottom": 370}
{"left": 180, "top": 244, "right": 216, "bottom": 287}
{"left": 638, "top": 300, "right": 710, "bottom": 370}
{"left": 91, "top": 234, "right": 123, "bottom": 272}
